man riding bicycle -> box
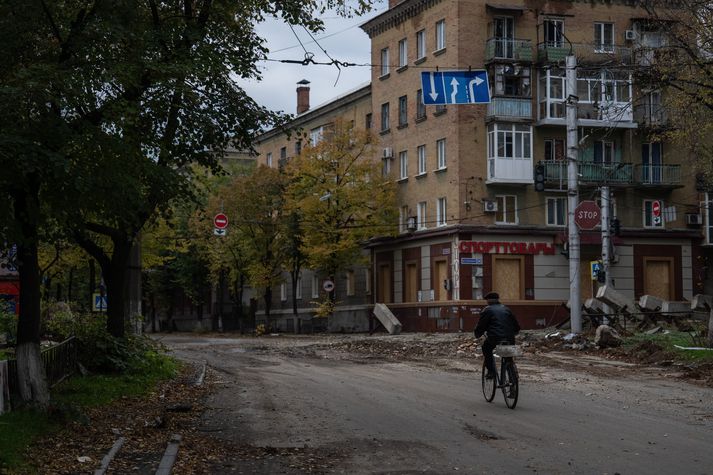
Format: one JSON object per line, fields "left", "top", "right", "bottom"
{"left": 474, "top": 291, "right": 521, "bottom": 379}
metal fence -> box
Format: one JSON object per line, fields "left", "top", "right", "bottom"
{"left": 5, "top": 337, "right": 78, "bottom": 397}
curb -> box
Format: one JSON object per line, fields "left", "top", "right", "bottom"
{"left": 155, "top": 433, "right": 182, "bottom": 475}
{"left": 94, "top": 436, "right": 125, "bottom": 475}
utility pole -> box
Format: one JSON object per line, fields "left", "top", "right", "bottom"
{"left": 566, "top": 54, "right": 582, "bottom": 333}
{"left": 601, "top": 185, "right": 612, "bottom": 287}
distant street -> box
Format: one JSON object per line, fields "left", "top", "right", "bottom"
{"left": 162, "top": 334, "right": 713, "bottom": 474}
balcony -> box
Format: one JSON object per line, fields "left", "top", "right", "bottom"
{"left": 540, "top": 161, "right": 682, "bottom": 188}
{"left": 633, "top": 165, "right": 682, "bottom": 188}
{"left": 538, "top": 42, "right": 632, "bottom": 64}
{"left": 539, "top": 160, "right": 634, "bottom": 186}
{"left": 487, "top": 157, "right": 534, "bottom": 184}
{"left": 538, "top": 101, "right": 635, "bottom": 128}
{"left": 485, "top": 38, "right": 533, "bottom": 62}
{"left": 634, "top": 104, "right": 667, "bottom": 129}
{"left": 486, "top": 97, "right": 533, "bottom": 121}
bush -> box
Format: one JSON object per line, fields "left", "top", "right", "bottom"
{"left": 0, "top": 303, "right": 17, "bottom": 344}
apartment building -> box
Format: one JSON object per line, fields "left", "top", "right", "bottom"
{"left": 255, "top": 0, "right": 707, "bottom": 332}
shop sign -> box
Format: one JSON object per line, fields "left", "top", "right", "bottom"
{"left": 458, "top": 241, "right": 556, "bottom": 255}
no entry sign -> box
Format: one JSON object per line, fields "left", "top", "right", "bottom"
{"left": 214, "top": 213, "right": 229, "bottom": 229}
{"left": 575, "top": 201, "right": 601, "bottom": 230}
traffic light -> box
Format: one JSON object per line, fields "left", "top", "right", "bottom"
{"left": 611, "top": 218, "right": 621, "bottom": 236}
{"left": 534, "top": 163, "right": 545, "bottom": 192}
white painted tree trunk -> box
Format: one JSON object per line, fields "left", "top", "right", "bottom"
{"left": 709, "top": 310, "right": 713, "bottom": 348}
{"left": 15, "top": 341, "right": 49, "bottom": 408}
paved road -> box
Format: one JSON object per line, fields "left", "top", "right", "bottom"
{"left": 161, "top": 334, "right": 713, "bottom": 474}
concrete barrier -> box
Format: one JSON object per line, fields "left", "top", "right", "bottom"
{"left": 595, "top": 285, "right": 640, "bottom": 320}
{"left": 373, "top": 304, "right": 402, "bottom": 335}
{"left": 661, "top": 301, "right": 691, "bottom": 317}
{"left": 639, "top": 295, "right": 664, "bottom": 312}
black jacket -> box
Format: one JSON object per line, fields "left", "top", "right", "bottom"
{"left": 474, "top": 303, "right": 520, "bottom": 342}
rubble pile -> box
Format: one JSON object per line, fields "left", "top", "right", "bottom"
{"left": 325, "top": 334, "right": 480, "bottom": 360}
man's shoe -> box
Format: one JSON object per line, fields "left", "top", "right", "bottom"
{"left": 485, "top": 372, "right": 495, "bottom": 380}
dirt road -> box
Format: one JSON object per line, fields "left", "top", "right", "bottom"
{"left": 161, "top": 333, "right": 713, "bottom": 474}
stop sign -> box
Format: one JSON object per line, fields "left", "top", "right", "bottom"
{"left": 213, "top": 213, "right": 229, "bottom": 229}
{"left": 652, "top": 200, "right": 661, "bottom": 217}
{"left": 575, "top": 200, "right": 601, "bottom": 230}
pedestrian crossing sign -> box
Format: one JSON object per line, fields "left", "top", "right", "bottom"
{"left": 93, "top": 293, "right": 107, "bottom": 312}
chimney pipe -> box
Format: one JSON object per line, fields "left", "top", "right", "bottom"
{"left": 296, "top": 79, "right": 310, "bottom": 114}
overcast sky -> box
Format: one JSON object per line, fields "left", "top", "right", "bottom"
{"left": 241, "top": 2, "right": 388, "bottom": 115}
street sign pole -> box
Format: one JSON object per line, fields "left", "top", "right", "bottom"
{"left": 566, "top": 54, "right": 582, "bottom": 334}
{"left": 601, "top": 186, "right": 612, "bottom": 287}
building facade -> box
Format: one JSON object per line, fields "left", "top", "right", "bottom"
{"left": 255, "top": 0, "right": 706, "bottom": 332}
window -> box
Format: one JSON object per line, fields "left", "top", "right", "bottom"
{"left": 398, "top": 95, "right": 408, "bottom": 126}
{"left": 310, "top": 126, "right": 325, "bottom": 146}
{"left": 641, "top": 142, "right": 663, "bottom": 184}
{"left": 399, "top": 150, "right": 408, "bottom": 179}
{"left": 496, "top": 195, "right": 517, "bottom": 224}
{"left": 436, "top": 19, "right": 446, "bottom": 50}
{"left": 382, "top": 155, "right": 391, "bottom": 176}
{"left": 594, "top": 23, "right": 614, "bottom": 53}
{"left": 593, "top": 141, "right": 615, "bottom": 164}
{"left": 280, "top": 282, "right": 287, "bottom": 301}
{"left": 544, "top": 18, "right": 564, "bottom": 48}
{"left": 365, "top": 113, "right": 372, "bottom": 130}
{"left": 295, "top": 140, "right": 302, "bottom": 156}
{"left": 296, "top": 275, "right": 303, "bottom": 299}
{"left": 266, "top": 152, "right": 273, "bottom": 168}
{"left": 417, "top": 201, "right": 427, "bottom": 229}
{"left": 544, "top": 139, "right": 565, "bottom": 161}
{"left": 493, "top": 17, "right": 515, "bottom": 58}
{"left": 492, "top": 64, "right": 531, "bottom": 97}
{"left": 416, "top": 89, "right": 426, "bottom": 120}
{"left": 437, "top": 197, "right": 447, "bottom": 226}
{"left": 417, "top": 145, "right": 426, "bottom": 175}
{"left": 365, "top": 269, "right": 372, "bottom": 294}
{"left": 436, "top": 138, "right": 446, "bottom": 169}
{"left": 280, "top": 146, "right": 287, "bottom": 160}
{"left": 381, "top": 103, "right": 390, "bottom": 132}
{"left": 416, "top": 29, "right": 426, "bottom": 59}
{"left": 398, "top": 39, "right": 408, "bottom": 67}
{"left": 346, "top": 270, "right": 355, "bottom": 296}
{"left": 311, "top": 275, "right": 319, "bottom": 298}
{"left": 400, "top": 205, "right": 410, "bottom": 232}
{"left": 380, "top": 47, "right": 390, "bottom": 76}
{"left": 487, "top": 124, "right": 532, "bottom": 160}
{"left": 546, "top": 197, "right": 567, "bottom": 226}
{"left": 435, "top": 103, "right": 447, "bottom": 115}
{"left": 643, "top": 199, "right": 664, "bottom": 228}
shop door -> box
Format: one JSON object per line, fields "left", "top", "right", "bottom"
{"left": 377, "top": 263, "right": 392, "bottom": 303}
{"left": 644, "top": 257, "right": 673, "bottom": 300}
{"left": 404, "top": 262, "right": 418, "bottom": 303}
{"left": 492, "top": 256, "right": 524, "bottom": 300}
{"left": 434, "top": 259, "right": 448, "bottom": 301}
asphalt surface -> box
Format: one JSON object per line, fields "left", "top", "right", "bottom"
{"left": 160, "top": 334, "right": 713, "bottom": 474}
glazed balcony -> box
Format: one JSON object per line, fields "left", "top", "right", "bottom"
{"left": 485, "top": 38, "right": 533, "bottom": 62}
{"left": 486, "top": 97, "right": 533, "bottom": 121}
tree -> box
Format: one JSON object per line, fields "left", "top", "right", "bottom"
{"left": 0, "top": 0, "right": 375, "bottom": 406}
{"left": 286, "top": 119, "right": 398, "bottom": 302}
{"left": 640, "top": 1, "right": 713, "bottom": 182}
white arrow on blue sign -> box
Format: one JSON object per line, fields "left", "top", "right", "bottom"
{"left": 421, "top": 70, "right": 490, "bottom": 105}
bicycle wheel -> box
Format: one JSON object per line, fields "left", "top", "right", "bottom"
{"left": 482, "top": 358, "right": 496, "bottom": 402}
{"left": 501, "top": 359, "right": 519, "bottom": 409}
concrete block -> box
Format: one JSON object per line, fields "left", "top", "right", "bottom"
{"left": 691, "top": 294, "right": 713, "bottom": 311}
{"left": 373, "top": 304, "right": 402, "bottom": 335}
{"left": 583, "top": 298, "right": 607, "bottom": 314}
{"left": 595, "top": 285, "right": 639, "bottom": 318}
{"left": 661, "top": 301, "right": 691, "bottom": 316}
{"left": 639, "top": 295, "right": 663, "bottom": 312}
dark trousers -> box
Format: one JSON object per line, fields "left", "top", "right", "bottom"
{"left": 482, "top": 337, "right": 515, "bottom": 375}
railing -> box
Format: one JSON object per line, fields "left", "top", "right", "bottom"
{"left": 538, "top": 42, "right": 631, "bottom": 64}
{"left": 485, "top": 38, "right": 533, "bottom": 62}
{"left": 487, "top": 97, "right": 532, "bottom": 119}
{"left": 6, "top": 337, "right": 78, "bottom": 397}
{"left": 634, "top": 104, "right": 667, "bottom": 128}
{"left": 634, "top": 164, "right": 682, "bottom": 186}
{"left": 539, "top": 160, "right": 634, "bottom": 185}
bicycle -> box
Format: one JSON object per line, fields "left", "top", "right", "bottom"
{"left": 481, "top": 343, "right": 521, "bottom": 409}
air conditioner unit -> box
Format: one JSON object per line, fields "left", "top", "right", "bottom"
{"left": 625, "top": 30, "right": 637, "bottom": 41}
{"left": 686, "top": 213, "right": 702, "bottom": 225}
{"left": 382, "top": 147, "right": 393, "bottom": 159}
{"left": 483, "top": 200, "right": 498, "bottom": 213}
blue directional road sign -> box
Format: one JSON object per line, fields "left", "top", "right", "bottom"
{"left": 421, "top": 70, "right": 490, "bottom": 105}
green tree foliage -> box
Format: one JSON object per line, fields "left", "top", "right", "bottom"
{"left": 286, "top": 119, "right": 398, "bottom": 288}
